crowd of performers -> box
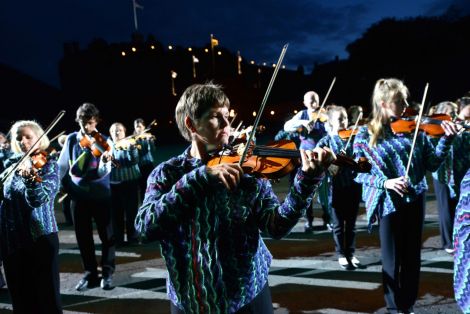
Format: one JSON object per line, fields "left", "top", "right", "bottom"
{"left": 0, "top": 78, "right": 469, "bottom": 313}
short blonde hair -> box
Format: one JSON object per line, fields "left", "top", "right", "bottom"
{"left": 9, "top": 120, "right": 50, "bottom": 154}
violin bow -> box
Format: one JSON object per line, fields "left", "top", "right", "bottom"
{"left": 341, "top": 111, "right": 363, "bottom": 155}
{"left": 312, "top": 76, "right": 336, "bottom": 124}
{"left": 0, "top": 110, "right": 66, "bottom": 186}
{"left": 238, "top": 43, "right": 288, "bottom": 166}
{"left": 405, "top": 83, "right": 429, "bottom": 180}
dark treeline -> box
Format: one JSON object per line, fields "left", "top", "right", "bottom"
{"left": 1, "top": 15, "right": 469, "bottom": 143}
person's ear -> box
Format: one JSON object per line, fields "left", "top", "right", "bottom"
{"left": 184, "top": 116, "right": 196, "bottom": 133}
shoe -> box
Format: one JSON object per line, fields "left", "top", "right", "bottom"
{"left": 325, "top": 223, "right": 333, "bottom": 232}
{"left": 304, "top": 222, "right": 314, "bottom": 233}
{"left": 350, "top": 256, "right": 361, "bottom": 268}
{"left": 101, "top": 276, "right": 114, "bottom": 290}
{"left": 338, "top": 257, "right": 349, "bottom": 269}
{"left": 75, "top": 274, "right": 99, "bottom": 291}
{"left": 445, "top": 248, "right": 455, "bottom": 254}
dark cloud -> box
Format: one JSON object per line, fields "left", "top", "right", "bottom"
{"left": 0, "top": 0, "right": 455, "bottom": 87}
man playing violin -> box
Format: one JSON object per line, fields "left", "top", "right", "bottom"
{"left": 283, "top": 91, "right": 330, "bottom": 232}
{"left": 57, "top": 102, "right": 115, "bottom": 291}
{"left": 0, "top": 120, "right": 62, "bottom": 313}
{"left": 135, "top": 82, "right": 334, "bottom": 313}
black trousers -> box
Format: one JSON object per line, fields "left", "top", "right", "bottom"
{"left": 379, "top": 194, "right": 425, "bottom": 313}
{"left": 433, "top": 178, "right": 457, "bottom": 250}
{"left": 71, "top": 198, "right": 115, "bottom": 277}
{"left": 111, "top": 180, "right": 140, "bottom": 244}
{"left": 170, "top": 282, "right": 273, "bottom": 314}
{"left": 3, "top": 233, "right": 62, "bottom": 314}
{"left": 331, "top": 183, "right": 361, "bottom": 257}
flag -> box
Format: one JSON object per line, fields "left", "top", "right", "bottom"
{"left": 192, "top": 55, "right": 199, "bottom": 63}
{"left": 237, "top": 51, "right": 242, "bottom": 75}
{"left": 133, "top": 0, "right": 143, "bottom": 9}
{"left": 210, "top": 35, "right": 219, "bottom": 48}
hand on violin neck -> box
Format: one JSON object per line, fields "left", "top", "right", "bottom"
{"left": 206, "top": 163, "right": 243, "bottom": 191}
{"left": 101, "top": 150, "right": 114, "bottom": 163}
{"left": 300, "top": 147, "right": 334, "bottom": 177}
{"left": 441, "top": 120, "right": 461, "bottom": 136}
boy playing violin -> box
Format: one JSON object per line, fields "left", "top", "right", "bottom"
{"left": 135, "top": 82, "right": 334, "bottom": 313}
{"left": 57, "top": 102, "right": 115, "bottom": 291}
{"left": 316, "top": 105, "right": 362, "bottom": 270}
{"left": 353, "top": 78, "right": 460, "bottom": 314}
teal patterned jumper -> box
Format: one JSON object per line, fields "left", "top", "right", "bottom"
{"left": 135, "top": 147, "right": 324, "bottom": 313}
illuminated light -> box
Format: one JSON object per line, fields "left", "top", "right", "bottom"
{"left": 169, "top": 120, "right": 173, "bottom": 124}
{"left": 168, "top": 45, "right": 173, "bottom": 50}
{"left": 272, "top": 63, "right": 276, "bottom": 67}
{"left": 250, "top": 60, "right": 255, "bottom": 65}
{"left": 294, "top": 110, "right": 298, "bottom": 114}
{"left": 270, "top": 110, "right": 275, "bottom": 115}
{"left": 217, "top": 51, "right": 222, "bottom": 55}
{"left": 229, "top": 109, "right": 235, "bottom": 117}
{"left": 204, "top": 48, "right": 209, "bottom": 53}
{"left": 121, "top": 51, "right": 126, "bottom": 56}
{"left": 262, "top": 62, "right": 267, "bottom": 66}
{"left": 171, "top": 71, "right": 178, "bottom": 79}
{"left": 252, "top": 111, "right": 257, "bottom": 117}
{"left": 282, "top": 65, "right": 286, "bottom": 69}
{"left": 188, "top": 47, "right": 192, "bottom": 51}
{"left": 132, "top": 47, "right": 137, "bottom": 52}
{"left": 150, "top": 45, "right": 155, "bottom": 49}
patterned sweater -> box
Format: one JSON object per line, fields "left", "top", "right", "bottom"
{"left": 317, "top": 134, "right": 357, "bottom": 189}
{"left": 58, "top": 131, "right": 112, "bottom": 200}
{"left": 453, "top": 167, "right": 470, "bottom": 313}
{"left": 353, "top": 125, "right": 452, "bottom": 228}
{"left": 110, "top": 144, "right": 141, "bottom": 184}
{"left": 431, "top": 132, "right": 470, "bottom": 198}
{"left": 135, "top": 147, "right": 324, "bottom": 313}
{"left": 0, "top": 154, "right": 60, "bottom": 257}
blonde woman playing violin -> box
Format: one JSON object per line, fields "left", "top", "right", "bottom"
{"left": 1, "top": 120, "right": 62, "bottom": 314}
{"left": 109, "top": 122, "right": 141, "bottom": 246}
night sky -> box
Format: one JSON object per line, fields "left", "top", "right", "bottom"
{"left": 1, "top": 0, "right": 468, "bottom": 88}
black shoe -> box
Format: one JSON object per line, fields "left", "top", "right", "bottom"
{"left": 101, "top": 276, "right": 114, "bottom": 290}
{"left": 75, "top": 274, "right": 99, "bottom": 291}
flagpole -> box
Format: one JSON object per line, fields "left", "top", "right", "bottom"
{"left": 133, "top": 0, "right": 138, "bottom": 30}
{"left": 237, "top": 51, "right": 242, "bottom": 75}
{"left": 210, "top": 34, "right": 215, "bottom": 76}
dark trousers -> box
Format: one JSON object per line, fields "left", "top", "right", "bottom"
{"left": 433, "top": 178, "right": 457, "bottom": 249}
{"left": 111, "top": 180, "right": 139, "bottom": 244}
{"left": 331, "top": 183, "right": 361, "bottom": 257}
{"left": 3, "top": 233, "right": 62, "bottom": 314}
{"left": 170, "top": 282, "right": 273, "bottom": 314}
{"left": 71, "top": 198, "right": 115, "bottom": 278}
{"left": 379, "top": 194, "right": 425, "bottom": 313}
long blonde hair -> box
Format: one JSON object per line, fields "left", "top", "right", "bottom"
{"left": 368, "top": 78, "right": 409, "bottom": 147}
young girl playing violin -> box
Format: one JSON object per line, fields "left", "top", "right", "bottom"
{"left": 0, "top": 120, "right": 62, "bottom": 313}
{"left": 109, "top": 122, "right": 141, "bottom": 246}
{"left": 135, "top": 83, "right": 334, "bottom": 313}
{"left": 57, "top": 102, "right": 115, "bottom": 291}
{"left": 428, "top": 101, "right": 470, "bottom": 254}
{"left": 353, "top": 78, "right": 460, "bottom": 314}
{"left": 316, "top": 105, "right": 362, "bottom": 270}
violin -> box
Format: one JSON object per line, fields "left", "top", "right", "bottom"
{"left": 338, "top": 128, "right": 359, "bottom": 140}
{"left": 310, "top": 108, "right": 328, "bottom": 123}
{"left": 114, "top": 133, "right": 155, "bottom": 150}
{"left": 390, "top": 113, "right": 469, "bottom": 137}
{"left": 14, "top": 150, "right": 49, "bottom": 183}
{"left": 79, "top": 131, "right": 111, "bottom": 157}
{"left": 207, "top": 139, "right": 371, "bottom": 180}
